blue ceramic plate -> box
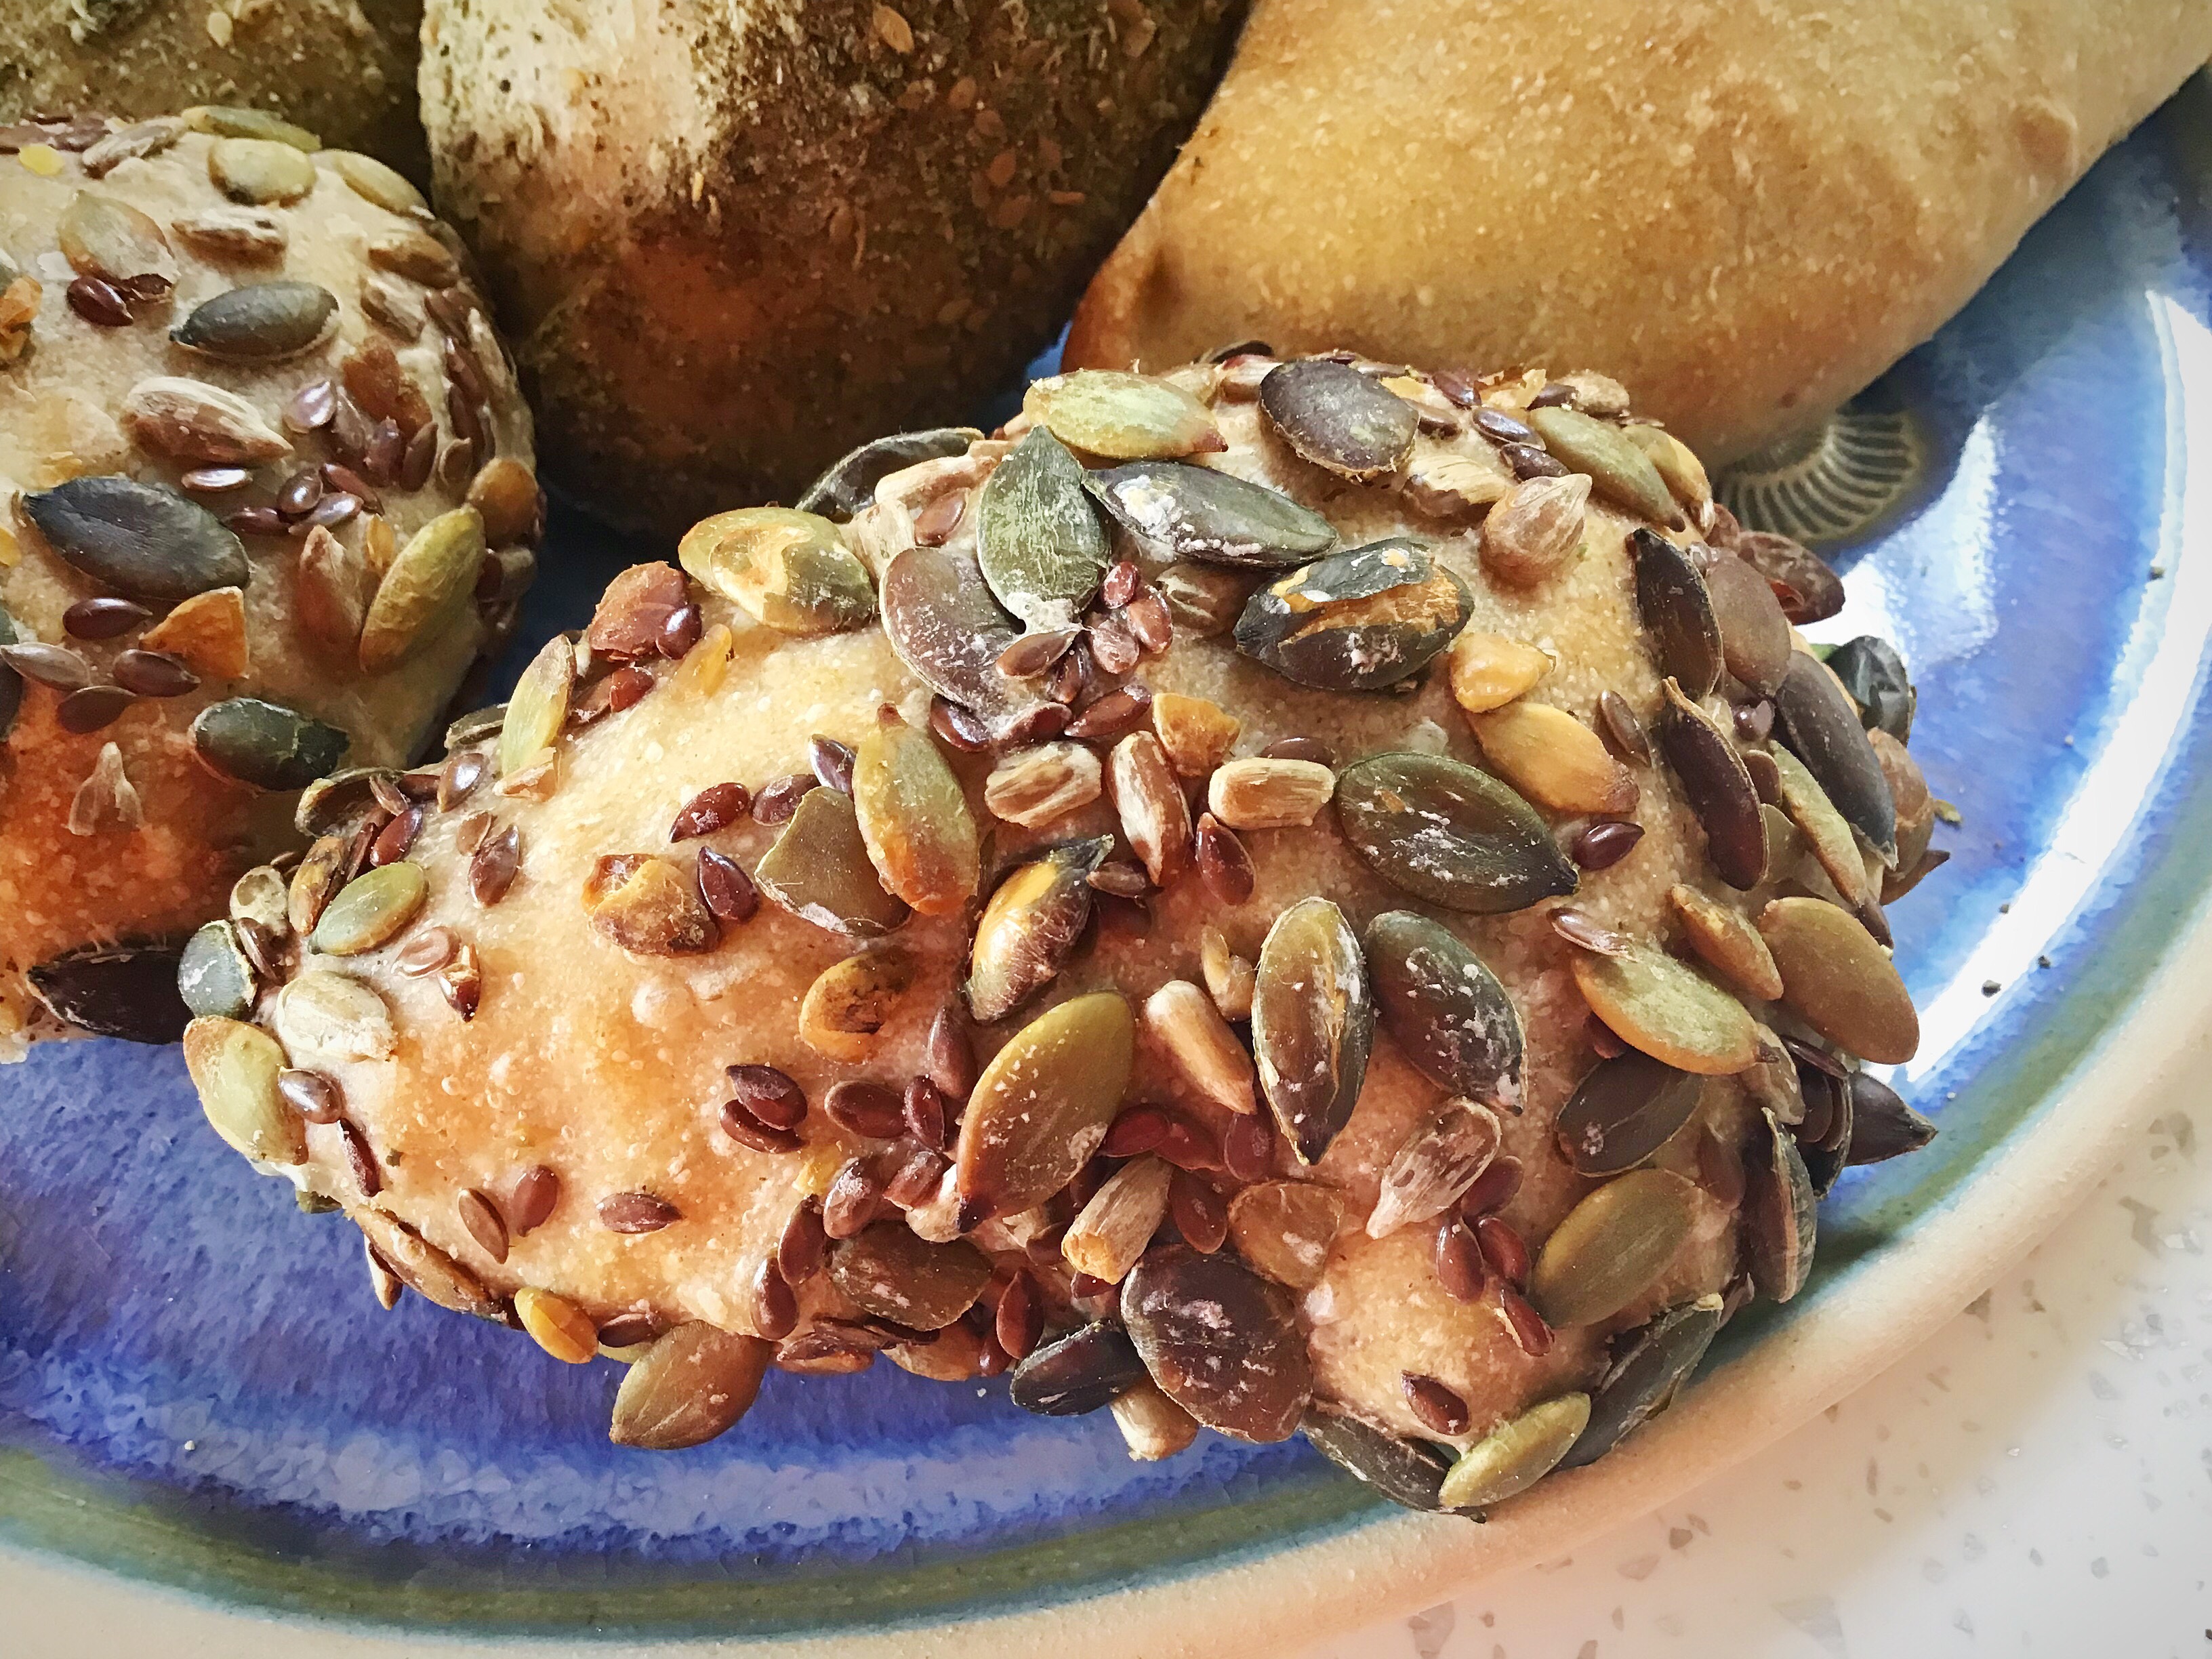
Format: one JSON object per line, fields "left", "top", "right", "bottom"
{"left": 5, "top": 78, "right": 2211, "bottom": 1650}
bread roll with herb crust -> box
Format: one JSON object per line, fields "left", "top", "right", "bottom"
{"left": 418, "top": 0, "right": 1246, "bottom": 538}
{"left": 1067, "top": 0, "right": 2212, "bottom": 467}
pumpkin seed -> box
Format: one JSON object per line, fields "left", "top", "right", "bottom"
{"left": 1258, "top": 359, "right": 1416, "bottom": 481}
{"left": 678, "top": 506, "right": 876, "bottom": 634}
{"left": 1111, "top": 1380, "right": 1202, "bottom": 1461}
{"left": 292, "top": 768, "right": 395, "bottom": 837}
{"left": 955, "top": 991, "right": 1135, "bottom": 1218}
{"left": 178, "top": 921, "right": 256, "bottom": 1019}
{"left": 1733, "top": 532, "right": 1844, "bottom": 624}
{"left": 208, "top": 137, "right": 316, "bottom": 204}
{"left": 1252, "top": 897, "right": 1374, "bottom": 1164}
{"left": 1367, "top": 1098, "right": 1503, "bottom": 1237}
{"left": 609, "top": 1323, "right": 772, "bottom": 1450}
{"left": 1526, "top": 407, "right": 1677, "bottom": 523}
{"left": 756, "top": 788, "right": 910, "bottom": 939}
{"left": 1845, "top": 1071, "right": 1938, "bottom": 1165}
{"left": 24, "top": 475, "right": 248, "bottom": 602}
{"left": 1154, "top": 560, "right": 1253, "bottom": 636}
{"left": 829, "top": 1222, "right": 993, "bottom": 1329}
{"left": 1228, "top": 1181, "right": 1344, "bottom": 1291}
{"left": 1555, "top": 1052, "right": 1703, "bottom": 1176}
{"left": 1335, "top": 752, "right": 1577, "bottom": 914}
{"left": 1704, "top": 552, "right": 1793, "bottom": 697}
{"left": 182, "top": 1015, "right": 306, "bottom": 1165}
{"left": 499, "top": 634, "right": 575, "bottom": 779}
{"left": 1151, "top": 691, "right": 1242, "bottom": 776}
{"left": 1448, "top": 631, "right": 1551, "bottom": 713}
{"left": 1083, "top": 460, "right": 1337, "bottom": 569}
{"left": 58, "top": 192, "right": 176, "bottom": 287}
{"left": 312, "top": 863, "right": 428, "bottom": 956}
{"left": 1233, "top": 537, "right": 1471, "bottom": 692}
{"left": 1122, "top": 1244, "right": 1310, "bottom": 1443}
{"left": 1667, "top": 883, "right": 1784, "bottom": 1001}
{"left": 1569, "top": 941, "right": 1760, "bottom": 1075}
{"left": 273, "top": 970, "right": 394, "bottom": 1064}
{"left": 1008, "top": 1321, "right": 1149, "bottom": 1416}
{"left": 191, "top": 697, "right": 348, "bottom": 790}
{"left": 582, "top": 854, "right": 718, "bottom": 956}
{"left": 1529, "top": 1168, "right": 1698, "bottom": 1328}
{"left": 1469, "top": 701, "right": 1637, "bottom": 816}
{"left": 1145, "top": 980, "right": 1257, "bottom": 1115}
{"left": 186, "top": 104, "right": 320, "bottom": 148}
{"left": 359, "top": 508, "right": 487, "bottom": 673}
{"left": 975, "top": 426, "right": 1110, "bottom": 628}
{"left": 852, "top": 714, "right": 979, "bottom": 916}
{"left": 1559, "top": 1294, "right": 1723, "bottom": 1469}
{"left": 1062, "top": 1155, "right": 1174, "bottom": 1284}
{"left": 1364, "top": 911, "right": 1524, "bottom": 1107}
{"left": 30, "top": 943, "right": 191, "bottom": 1043}
{"left": 172, "top": 281, "right": 337, "bottom": 361}
{"left": 880, "top": 544, "right": 1048, "bottom": 739}
{"left": 1796, "top": 1060, "right": 1856, "bottom": 1199}
{"left": 1658, "top": 678, "right": 1766, "bottom": 889}
{"left": 984, "top": 740, "right": 1103, "bottom": 828}
{"left": 1757, "top": 897, "right": 1919, "bottom": 1063}
{"left": 798, "top": 947, "right": 915, "bottom": 1062}
{"left": 1024, "top": 370, "right": 1222, "bottom": 459}
{"left": 1480, "top": 472, "right": 1590, "bottom": 589}
{"left": 1622, "top": 424, "right": 1713, "bottom": 513}
{"left": 1630, "top": 529, "right": 1721, "bottom": 699}
{"left": 1826, "top": 635, "right": 1914, "bottom": 741}
{"left": 796, "top": 426, "right": 983, "bottom": 520}
{"left": 1206, "top": 756, "right": 1335, "bottom": 831}
{"left": 285, "top": 834, "right": 350, "bottom": 934}
{"left": 1744, "top": 1109, "right": 1817, "bottom": 1301}
{"left": 1436, "top": 1393, "right": 1592, "bottom": 1509}
{"left": 1773, "top": 653, "right": 1897, "bottom": 861}
{"left": 966, "top": 838, "right": 1110, "bottom": 1021}
{"left": 1767, "top": 744, "right": 1871, "bottom": 909}
{"left": 1303, "top": 1404, "right": 1468, "bottom": 1514}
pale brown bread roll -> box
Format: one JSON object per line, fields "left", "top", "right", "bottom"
{"left": 0, "top": 117, "right": 535, "bottom": 1054}
{"left": 1, "top": 1, "right": 427, "bottom": 183}
{"left": 1066, "top": 1, "right": 2212, "bottom": 466}
{"left": 180, "top": 354, "right": 1940, "bottom": 1508}
{"left": 418, "top": 0, "right": 1246, "bottom": 539}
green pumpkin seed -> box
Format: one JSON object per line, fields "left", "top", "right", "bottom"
{"left": 323, "top": 148, "right": 427, "bottom": 214}
{"left": 678, "top": 506, "right": 876, "bottom": 635}
{"left": 1630, "top": 529, "right": 1721, "bottom": 699}
{"left": 28, "top": 943, "right": 191, "bottom": 1043}
{"left": 185, "top": 104, "right": 321, "bottom": 150}
{"left": 1525, "top": 407, "right": 1677, "bottom": 523}
{"left": 171, "top": 281, "right": 338, "bottom": 362}
{"left": 1658, "top": 678, "right": 1766, "bottom": 889}
{"left": 1084, "top": 461, "right": 1338, "bottom": 569}
{"left": 58, "top": 191, "right": 176, "bottom": 287}
{"left": 178, "top": 920, "right": 256, "bottom": 1019}
{"left": 1559, "top": 1295, "right": 1723, "bottom": 1469}
{"left": 880, "top": 543, "right": 1050, "bottom": 739}
{"left": 1568, "top": 941, "right": 1760, "bottom": 1076}
{"left": 499, "top": 634, "right": 575, "bottom": 777}
{"left": 1335, "top": 752, "right": 1577, "bottom": 914}
{"left": 755, "top": 788, "right": 912, "bottom": 939}
{"left": 828, "top": 1222, "right": 994, "bottom": 1330}
{"left": 24, "top": 475, "right": 248, "bottom": 602}
{"left": 1768, "top": 745, "right": 1871, "bottom": 909}
{"left": 190, "top": 697, "right": 350, "bottom": 791}
{"left": 1555, "top": 1052, "right": 1704, "bottom": 1176}
{"left": 272, "top": 971, "right": 394, "bottom": 1064}
{"left": 1122, "top": 1244, "right": 1311, "bottom": 1443}
{"left": 609, "top": 1322, "right": 773, "bottom": 1450}
{"left": 1301, "top": 1404, "right": 1471, "bottom": 1515}
{"left": 209, "top": 137, "right": 316, "bottom": 204}
{"left": 294, "top": 767, "right": 400, "bottom": 836}
{"left": 853, "top": 715, "right": 979, "bottom": 916}
{"left": 1744, "top": 1109, "right": 1817, "bottom": 1301}
{"left": 1436, "top": 1393, "right": 1593, "bottom": 1509}
{"left": 1826, "top": 636, "right": 1915, "bottom": 742}
{"left": 1363, "top": 911, "right": 1524, "bottom": 1107}
{"left": 311, "top": 862, "right": 428, "bottom": 956}
{"left": 1757, "top": 897, "right": 1919, "bottom": 1063}
{"left": 359, "top": 508, "right": 487, "bottom": 674}
{"left": 796, "top": 427, "right": 983, "bottom": 520}
{"left": 1773, "top": 653, "right": 1897, "bottom": 861}
{"left": 1233, "top": 537, "right": 1471, "bottom": 692}
{"left": 182, "top": 1015, "right": 306, "bottom": 1166}
{"left": 1528, "top": 1168, "right": 1698, "bottom": 1328}
{"left": 584, "top": 855, "right": 718, "bottom": 956}
{"left": 1704, "top": 552, "right": 1794, "bottom": 698}
{"left": 1366, "top": 1097, "right": 1502, "bottom": 1237}
{"left": 1258, "top": 359, "right": 1417, "bottom": 481}
{"left": 965, "top": 836, "right": 1109, "bottom": 1022}
{"left": 1252, "top": 897, "right": 1374, "bottom": 1164}
{"left": 1845, "top": 1071, "right": 1938, "bottom": 1166}
{"left": 1023, "top": 370, "right": 1221, "bottom": 459}
{"left": 975, "top": 426, "right": 1111, "bottom": 628}
{"left": 956, "top": 990, "right": 1135, "bottom": 1218}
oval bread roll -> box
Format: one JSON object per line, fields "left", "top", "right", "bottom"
{"left": 1067, "top": 0, "right": 2212, "bottom": 466}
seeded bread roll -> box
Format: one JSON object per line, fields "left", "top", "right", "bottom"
{"left": 180, "top": 356, "right": 1938, "bottom": 1511}
{"left": 0, "top": 117, "right": 535, "bottom": 1056}
{"left": 1, "top": 1, "right": 428, "bottom": 183}
{"left": 1065, "top": 0, "right": 2212, "bottom": 468}
{"left": 417, "top": 0, "right": 1246, "bottom": 538}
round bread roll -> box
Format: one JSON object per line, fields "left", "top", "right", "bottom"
{"left": 180, "top": 355, "right": 1938, "bottom": 1508}
{"left": 417, "top": 0, "right": 1246, "bottom": 538}
{"left": 1066, "top": 0, "right": 2212, "bottom": 468}
{"left": 0, "top": 116, "right": 536, "bottom": 1055}
{"left": 2, "top": 2, "right": 428, "bottom": 183}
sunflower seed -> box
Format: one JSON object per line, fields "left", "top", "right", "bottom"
{"left": 1110, "top": 1380, "right": 1200, "bottom": 1461}
{"left": 1658, "top": 678, "right": 1766, "bottom": 889}
{"left": 311, "top": 862, "right": 428, "bottom": 956}
{"left": 1631, "top": 530, "right": 1722, "bottom": 699}
{"left": 1335, "top": 752, "right": 1577, "bottom": 913}
{"left": 1773, "top": 653, "right": 1897, "bottom": 860}
{"left": 755, "top": 787, "right": 911, "bottom": 938}
{"left": 880, "top": 544, "right": 1049, "bottom": 739}
{"left": 1205, "top": 756, "right": 1334, "bottom": 831}
{"left": 830, "top": 1222, "right": 992, "bottom": 1330}
{"left": 1826, "top": 636, "right": 1915, "bottom": 741}
{"left": 25, "top": 475, "right": 248, "bottom": 602}
{"left": 1059, "top": 1154, "right": 1174, "bottom": 1284}
{"left": 1362, "top": 911, "right": 1524, "bottom": 1107}
{"left": 1529, "top": 1168, "right": 1698, "bottom": 1328}
{"left": 1757, "top": 897, "right": 1919, "bottom": 1063}
{"left": 1555, "top": 1051, "right": 1703, "bottom": 1176}
{"left": 965, "top": 836, "right": 1109, "bottom": 1021}
{"left": 1252, "top": 897, "right": 1374, "bottom": 1164}
{"left": 1704, "top": 552, "right": 1793, "bottom": 697}
{"left": 1368, "top": 1098, "right": 1502, "bottom": 1237}
{"left": 272, "top": 971, "right": 394, "bottom": 1064}
{"left": 81, "top": 117, "right": 185, "bottom": 176}
{"left": 975, "top": 426, "right": 1110, "bottom": 628}
{"left": 1110, "top": 731, "right": 1194, "bottom": 882}
{"left": 1479, "top": 472, "right": 1590, "bottom": 589}
{"left": 1844, "top": 1071, "right": 1938, "bottom": 1164}
{"left": 1008, "top": 1321, "right": 1149, "bottom": 1416}
{"left": 182, "top": 1015, "right": 306, "bottom": 1165}
{"left": 797, "top": 946, "right": 916, "bottom": 1062}
{"left": 1145, "top": 980, "right": 1257, "bottom": 1115}
{"left": 1083, "top": 461, "right": 1336, "bottom": 568}
{"left": 191, "top": 697, "right": 349, "bottom": 790}
{"left": 955, "top": 991, "right": 1134, "bottom": 1218}
{"left": 1122, "top": 1245, "right": 1310, "bottom": 1443}
{"left": 1446, "top": 631, "right": 1551, "bottom": 714}
{"left": 1470, "top": 701, "right": 1637, "bottom": 816}
{"left": 1744, "top": 1109, "right": 1818, "bottom": 1300}
{"left": 1234, "top": 538, "right": 1471, "bottom": 692}
{"left": 983, "top": 740, "right": 1103, "bottom": 828}
{"left": 1259, "top": 359, "right": 1417, "bottom": 481}
{"left": 1302, "top": 1404, "right": 1468, "bottom": 1515}
{"left": 609, "top": 1323, "right": 772, "bottom": 1450}
{"left": 1527, "top": 407, "right": 1676, "bottom": 523}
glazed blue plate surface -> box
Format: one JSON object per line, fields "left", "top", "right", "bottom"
{"left": 3, "top": 83, "right": 2211, "bottom": 1639}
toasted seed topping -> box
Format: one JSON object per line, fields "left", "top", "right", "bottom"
{"left": 800, "top": 949, "right": 916, "bottom": 1062}
{"left": 1335, "top": 752, "right": 1576, "bottom": 914}
{"left": 1630, "top": 529, "right": 1723, "bottom": 699}
{"left": 1744, "top": 1109, "right": 1818, "bottom": 1300}
{"left": 1568, "top": 939, "right": 1759, "bottom": 1075}
{"left": 173, "top": 281, "right": 337, "bottom": 361}
{"left": 1206, "top": 756, "right": 1336, "bottom": 831}
{"left": 1668, "top": 883, "right": 1784, "bottom": 1000}
{"left": 984, "top": 740, "right": 1102, "bottom": 828}
{"left": 955, "top": 991, "right": 1134, "bottom": 1219}
{"left": 1527, "top": 406, "right": 1676, "bottom": 523}
{"left": 26, "top": 474, "right": 249, "bottom": 602}
{"left": 965, "top": 838, "right": 1108, "bottom": 1022}
{"left": 1258, "top": 359, "right": 1417, "bottom": 481}
{"left": 311, "top": 863, "right": 428, "bottom": 956}
{"left": 1734, "top": 531, "right": 1844, "bottom": 624}
{"left": 1122, "top": 1245, "right": 1311, "bottom": 1443}
{"left": 1234, "top": 538, "right": 1471, "bottom": 693}
{"left": 1227, "top": 1181, "right": 1343, "bottom": 1291}
{"left": 1471, "top": 701, "right": 1637, "bottom": 815}
{"left": 1302, "top": 1404, "right": 1466, "bottom": 1514}
{"left": 1705, "top": 553, "right": 1794, "bottom": 697}
{"left": 182, "top": 1016, "right": 305, "bottom": 1165}
{"left": 976, "top": 427, "right": 1111, "bottom": 629}
{"left": 1480, "top": 473, "right": 1590, "bottom": 589}
{"left": 1658, "top": 678, "right": 1767, "bottom": 889}
{"left": 609, "top": 1324, "right": 771, "bottom": 1449}
{"left": 599, "top": 1191, "right": 681, "bottom": 1233}
{"left": 1555, "top": 1051, "right": 1703, "bottom": 1176}
{"left": 1024, "top": 370, "right": 1223, "bottom": 460}
{"left": 830, "top": 1221, "right": 992, "bottom": 1330}
{"left": 853, "top": 716, "right": 980, "bottom": 915}
{"left": 1084, "top": 460, "right": 1336, "bottom": 568}
{"left": 1436, "top": 1393, "right": 1591, "bottom": 1510}
{"left": 1252, "top": 897, "right": 1374, "bottom": 1164}
{"left": 1772, "top": 652, "right": 1897, "bottom": 859}
{"left": 1109, "top": 731, "right": 1193, "bottom": 883}
{"left": 1528, "top": 1168, "right": 1698, "bottom": 1329}
{"left": 583, "top": 855, "right": 718, "bottom": 956}
{"left": 754, "top": 789, "right": 911, "bottom": 938}
{"left": 1145, "top": 979, "right": 1257, "bottom": 1115}
{"left": 1364, "top": 911, "right": 1523, "bottom": 1107}
{"left": 1008, "top": 1321, "right": 1149, "bottom": 1416}
{"left": 1757, "top": 897, "right": 1919, "bottom": 1063}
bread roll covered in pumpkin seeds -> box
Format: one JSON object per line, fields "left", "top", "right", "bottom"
{"left": 0, "top": 117, "right": 535, "bottom": 1054}
{"left": 180, "top": 353, "right": 1942, "bottom": 1508}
